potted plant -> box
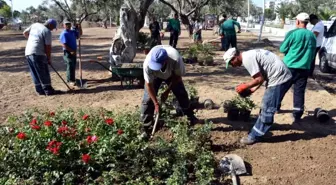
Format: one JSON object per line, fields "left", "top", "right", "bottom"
{"left": 182, "top": 45, "right": 199, "bottom": 64}
{"left": 223, "top": 96, "right": 256, "bottom": 121}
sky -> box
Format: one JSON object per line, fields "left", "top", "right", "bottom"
{"left": 8, "top": 0, "right": 265, "bottom": 12}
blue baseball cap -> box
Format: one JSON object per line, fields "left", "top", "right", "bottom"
{"left": 45, "top": 19, "right": 57, "bottom": 29}
{"left": 148, "top": 47, "right": 168, "bottom": 71}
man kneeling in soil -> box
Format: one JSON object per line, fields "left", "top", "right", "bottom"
{"left": 224, "top": 48, "right": 292, "bottom": 145}
{"left": 140, "top": 45, "right": 199, "bottom": 131}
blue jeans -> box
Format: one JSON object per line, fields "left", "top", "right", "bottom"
{"left": 221, "top": 34, "right": 237, "bottom": 51}
{"left": 278, "top": 68, "right": 309, "bottom": 119}
{"left": 249, "top": 80, "right": 292, "bottom": 140}
{"left": 140, "top": 77, "right": 193, "bottom": 124}
{"left": 26, "top": 55, "right": 53, "bottom": 95}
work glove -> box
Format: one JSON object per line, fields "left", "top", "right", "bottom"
{"left": 236, "top": 84, "right": 249, "bottom": 94}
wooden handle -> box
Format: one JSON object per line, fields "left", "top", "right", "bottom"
{"left": 232, "top": 173, "right": 238, "bottom": 185}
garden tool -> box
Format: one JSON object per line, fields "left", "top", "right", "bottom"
{"left": 90, "top": 58, "right": 113, "bottom": 73}
{"left": 77, "top": 37, "right": 88, "bottom": 89}
{"left": 150, "top": 110, "right": 160, "bottom": 138}
{"left": 49, "top": 64, "right": 73, "bottom": 91}
{"left": 219, "top": 154, "right": 247, "bottom": 185}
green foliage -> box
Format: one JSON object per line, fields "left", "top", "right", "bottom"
{"left": 137, "top": 31, "right": 150, "bottom": 49}
{"left": 224, "top": 96, "right": 256, "bottom": 111}
{"left": 265, "top": 8, "right": 276, "bottom": 21}
{"left": 0, "top": 107, "right": 215, "bottom": 184}
{"left": 0, "top": 4, "right": 11, "bottom": 19}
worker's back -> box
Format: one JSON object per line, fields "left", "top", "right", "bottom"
{"left": 280, "top": 28, "right": 316, "bottom": 69}
{"left": 221, "top": 19, "right": 239, "bottom": 36}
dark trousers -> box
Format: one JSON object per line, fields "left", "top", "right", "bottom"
{"left": 169, "top": 31, "right": 179, "bottom": 48}
{"left": 221, "top": 34, "right": 237, "bottom": 51}
{"left": 26, "top": 55, "right": 53, "bottom": 95}
{"left": 309, "top": 47, "right": 321, "bottom": 77}
{"left": 249, "top": 80, "right": 292, "bottom": 140}
{"left": 140, "top": 78, "right": 193, "bottom": 124}
{"left": 278, "top": 68, "right": 309, "bottom": 119}
{"left": 63, "top": 51, "right": 77, "bottom": 82}
{"left": 150, "top": 34, "right": 162, "bottom": 48}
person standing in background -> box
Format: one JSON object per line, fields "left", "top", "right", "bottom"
{"left": 220, "top": 15, "right": 241, "bottom": 51}
{"left": 309, "top": 14, "right": 325, "bottom": 78}
{"left": 167, "top": 13, "right": 181, "bottom": 48}
{"left": 59, "top": 19, "right": 83, "bottom": 87}
{"left": 149, "top": 17, "right": 162, "bottom": 47}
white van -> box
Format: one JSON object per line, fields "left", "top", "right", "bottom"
{"left": 319, "top": 20, "right": 336, "bottom": 72}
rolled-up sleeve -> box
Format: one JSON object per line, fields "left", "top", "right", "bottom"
{"left": 144, "top": 66, "right": 154, "bottom": 83}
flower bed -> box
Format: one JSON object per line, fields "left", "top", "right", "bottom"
{"left": 0, "top": 108, "right": 215, "bottom": 184}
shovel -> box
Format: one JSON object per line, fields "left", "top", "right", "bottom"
{"left": 219, "top": 154, "right": 247, "bottom": 185}
{"left": 150, "top": 111, "right": 160, "bottom": 138}
{"left": 77, "top": 38, "right": 88, "bottom": 89}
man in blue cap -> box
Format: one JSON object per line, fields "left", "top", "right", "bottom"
{"left": 59, "top": 18, "right": 83, "bottom": 86}
{"left": 140, "top": 45, "right": 199, "bottom": 129}
{"left": 23, "top": 19, "right": 63, "bottom": 96}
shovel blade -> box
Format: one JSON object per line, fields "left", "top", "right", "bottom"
{"left": 221, "top": 154, "right": 247, "bottom": 175}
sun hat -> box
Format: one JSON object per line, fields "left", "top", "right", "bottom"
{"left": 223, "top": 48, "right": 237, "bottom": 69}
{"left": 148, "top": 47, "right": 168, "bottom": 71}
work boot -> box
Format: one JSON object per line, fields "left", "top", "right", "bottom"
{"left": 45, "top": 89, "right": 65, "bottom": 96}
{"left": 240, "top": 136, "right": 256, "bottom": 145}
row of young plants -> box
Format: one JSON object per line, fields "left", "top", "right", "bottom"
{"left": 182, "top": 43, "right": 215, "bottom": 66}
{"left": 0, "top": 107, "right": 215, "bottom": 184}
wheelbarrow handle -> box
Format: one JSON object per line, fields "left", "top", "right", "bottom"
{"left": 91, "top": 60, "right": 113, "bottom": 73}
{"left": 231, "top": 173, "right": 238, "bottom": 185}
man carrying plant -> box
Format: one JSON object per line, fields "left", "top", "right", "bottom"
{"left": 140, "top": 45, "right": 199, "bottom": 131}
{"left": 279, "top": 13, "right": 316, "bottom": 123}
{"left": 223, "top": 48, "right": 292, "bottom": 145}
{"left": 220, "top": 15, "right": 241, "bottom": 51}
{"left": 59, "top": 18, "right": 83, "bottom": 86}
{"left": 167, "top": 13, "right": 181, "bottom": 48}
{"left": 23, "top": 19, "right": 63, "bottom": 96}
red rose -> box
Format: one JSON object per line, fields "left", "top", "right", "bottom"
{"left": 105, "top": 118, "right": 114, "bottom": 125}
{"left": 117, "top": 129, "right": 123, "bottom": 135}
{"left": 16, "top": 132, "right": 26, "bottom": 140}
{"left": 82, "top": 154, "right": 90, "bottom": 163}
{"left": 44, "top": 120, "right": 53, "bottom": 127}
{"left": 82, "top": 114, "right": 89, "bottom": 120}
{"left": 86, "top": 135, "right": 98, "bottom": 144}
{"left": 49, "top": 112, "right": 55, "bottom": 117}
{"left": 31, "top": 124, "right": 41, "bottom": 130}
{"left": 61, "top": 120, "right": 67, "bottom": 125}
{"left": 30, "top": 119, "right": 37, "bottom": 125}
{"left": 46, "top": 140, "right": 62, "bottom": 155}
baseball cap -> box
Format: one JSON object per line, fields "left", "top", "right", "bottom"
{"left": 148, "top": 47, "right": 168, "bottom": 71}
{"left": 296, "top": 13, "right": 310, "bottom": 22}
{"left": 223, "top": 48, "right": 237, "bottom": 69}
{"left": 63, "top": 19, "right": 71, "bottom": 24}
{"left": 45, "top": 19, "right": 57, "bottom": 29}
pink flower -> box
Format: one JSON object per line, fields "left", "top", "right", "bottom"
{"left": 86, "top": 135, "right": 98, "bottom": 144}
{"left": 17, "top": 132, "right": 26, "bottom": 140}
{"left": 44, "top": 120, "right": 53, "bottom": 127}
{"left": 82, "top": 114, "right": 89, "bottom": 120}
{"left": 105, "top": 118, "right": 114, "bottom": 125}
{"left": 82, "top": 154, "right": 90, "bottom": 163}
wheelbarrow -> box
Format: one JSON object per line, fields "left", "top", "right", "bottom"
{"left": 90, "top": 58, "right": 144, "bottom": 88}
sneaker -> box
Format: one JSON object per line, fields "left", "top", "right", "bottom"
{"left": 240, "top": 136, "right": 256, "bottom": 145}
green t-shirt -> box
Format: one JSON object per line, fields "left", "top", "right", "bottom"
{"left": 168, "top": 19, "right": 181, "bottom": 32}
{"left": 280, "top": 28, "right": 316, "bottom": 70}
{"left": 220, "top": 19, "right": 241, "bottom": 36}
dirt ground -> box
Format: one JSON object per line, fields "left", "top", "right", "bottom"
{"left": 0, "top": 27, "right": 335, "bottom": 185}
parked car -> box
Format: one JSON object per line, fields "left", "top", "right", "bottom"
{"left": 319, "top": 20, "right": 336, "bottom": 73}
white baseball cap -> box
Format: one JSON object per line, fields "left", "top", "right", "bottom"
{"left": 223, "top": 48, "right": 237, "bottom": 69}
{"left": 296, "top": 13, "right": 310, "bottom": 22}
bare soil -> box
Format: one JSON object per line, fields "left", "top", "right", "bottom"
{"left": 0, "top": 27, "right": 335, "bottom": 185}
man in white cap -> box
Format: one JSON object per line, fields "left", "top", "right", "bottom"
{"left": 309, "top": 14, "right": 325, "bottom": 78}
{"left": 140, "top": 45, "right": 199, "bottom": 130}
{"left": 23, "top": 18, "right": 63, "bottom": 96}
{"left": 279, "top": 13, "right": 316, "bottom": 123}
{"left": 223, "top": 48, "right": 292, "bottom": 145}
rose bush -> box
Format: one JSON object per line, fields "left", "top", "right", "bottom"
{"left": 0, "top": 108, "right": 216, "bottom": 184}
